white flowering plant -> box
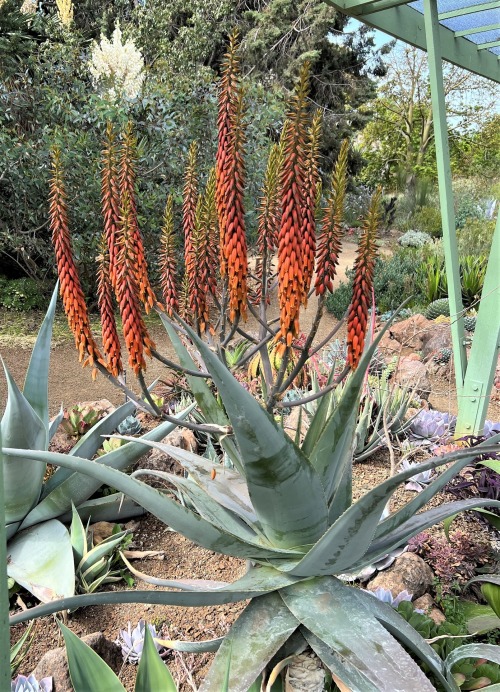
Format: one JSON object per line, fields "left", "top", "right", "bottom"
{"left": 89, "top": 24, "right": 144, "bottom": 101}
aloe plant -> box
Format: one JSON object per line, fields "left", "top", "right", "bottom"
{"left": 6, "top": 316, "right": 500, "bottom": 691}
{"left": 1, "top": 287, "right": 195, "bottom": 603}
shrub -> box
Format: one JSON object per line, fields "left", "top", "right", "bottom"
{"left": 458, "top": 218, "right": 495, "bottom": 256}
{"left": 399, "top": 229, "right": 432, "bottom": 248}
{"left": 0, "top": 276, "right": 49, "bottom": 311}
{"left": 411, "top": 205, "right": 442, "bottom": 238}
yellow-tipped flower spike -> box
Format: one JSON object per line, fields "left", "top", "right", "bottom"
{"left": 315, "top": 139, "right": 349, "bottom": 296}
{"left": 301, "top": 109, "right": 322, "bottom": 306}
{"left": 182, "top": 141, "right": 199, "bottom": 326}
{"left": 159, "top": 195, "right": 179, "bottom": 317}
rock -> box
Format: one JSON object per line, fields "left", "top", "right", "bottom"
{"left": 421, "top": 325, "right": 452, "bottom": 360}
{"left": 393, "top": 357, "right": 432, "bottom": 400}
{"left": 90, "top": 521, "right": 116, "bottom": 544}
{"left": 413, "top": 594, "right": 446, "bottom": 625}
{"left": 366, "top": 553, "right": 434, "bottom": 600}
{"left": 284, "top": 406, "right": 309, "bottom": 442}
{"left": 377, "top": 315, "right": 434, "bottom": 352}
{"left": 76, "top": 399, "right": 115, "bottom": 417}
{"left": 32, "top": 632, "right": 122, "bottom": 690}
{"left": 135, "top": 427, "right": 197, "bottom": 477}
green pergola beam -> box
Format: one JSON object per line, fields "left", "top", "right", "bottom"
{"left": 423, "top": 0, "right": 467, "bottom": 399}
{"left": 340, "top": 0, "right": 411, "bottom": 14}
{"left": 327, "top": 1, "right": 500, "bottom": 83}
{"left": 455, "top": 22, "right": 500, "bottom": 37}
{"left": 439, "top": 1, "right": 499, "bottom": 20}
{"left": 455, "top": 214, "right": 500, "bottom": 435}
{"left": 477, "top": 39, "right": 500, "bottom": 49}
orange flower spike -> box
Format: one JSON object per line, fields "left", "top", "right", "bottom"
{"left": 301, "top": 109, "right": 322, "bottom": 306}
{"left": 254, "top": 140, "right": 285, "bottom": 305}
{"left": 315, "top": 139, "right": 349, "bottom": 296}
{"left": 278, "top": 62, "right": 311, "bottom": 347}
{"left": 190, "top": 196, "right": 211, "bottom": 333}
{"left": 202, "top": 168, "right": 220, "bottom": 302}
{"left": 216, "top": 30, "right": 240, "bottom": 278}
{"left": 347, "top": 187, "right": 382, "bottom": 370}
{"left": 101, "top": 122, "right": 121, "bottom": 295}
{"left": 182, "top": 141, "right": 199, "bottom": 324}
{"left": 222, "top": 88, "right": 248, "bottom": 322}
{"left": 97, "top": 234, "right": 123, "bottom": 377}
{"left": 115, "top": 191, "right": 155, "bottom": 375}
{"left": 119, "top": 122, "right": 157, "bottom": 313}
{"left": 49, "top": 147, "right": 104, "bottom": 370}
{"left": 159, "top": 195, "right": 179, "bottom": 317}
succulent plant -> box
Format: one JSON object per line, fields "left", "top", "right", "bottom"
{"left": 117, "top": 415, "right": 142, "bottom": 435}
{"left": 115, "top": 620, "right": 161, "bottom": 664}
{"left": 11, "top": 675, "right": 53, "bottom": 692}
{"left": 380, "top": 308, "right": 413, "bottom": 322}
{"left": 463, "top": 315, "right": 477, "bottom": 333}
{"left": 426, "top": 298, "right": 450, "bottom": 321}
{"left": 433, "top": 348, "right": 452, "bottom": 365}
{"left": 408, "top": 409, "right": 456, "bottom": 444}
{"left": 1, "top": 289, "right": 195, "bottom": 603}
{"left": 61, "top": 404, "right": 102, "bottom": 437}
{"left": 364, "top": 587, "right": 413, "bottom": 608}
{"left": 9, "top": 315, "right": 500, "bottom": 691}
{"left": 400, "top": 459, "right": 435, "bottom": 492}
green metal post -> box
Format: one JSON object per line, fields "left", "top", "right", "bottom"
{"left": 423, "top": 0, "right": 467, "bottom": 399}
{"left": 455, "top": 214, "right": 500, "bottom": 435}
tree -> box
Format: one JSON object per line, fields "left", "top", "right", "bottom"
{"left": 358, "top": 44, "right": 498, "bottom": 189}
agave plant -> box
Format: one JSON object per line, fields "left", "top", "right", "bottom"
{"left": 1, "top": 287, "right": 195, "bottom": 603}
{"left": 7, "top": 315, "right": 500, "bottom": 691}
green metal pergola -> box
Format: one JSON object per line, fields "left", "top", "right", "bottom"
{"left": 327, "top": 0, "right": 500, "bottom": 435}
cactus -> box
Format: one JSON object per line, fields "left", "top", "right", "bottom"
{"left": 425, "top": 298, "right": 450, "bottom": 320}
{"left": 434, "top": 348, "right": 452, "bottom": 365}
{"left": 464, "top": 315, "right": 477, "bottom": 332}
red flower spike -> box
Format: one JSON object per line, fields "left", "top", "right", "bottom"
{"left": 50, "top": 147, "right": 104, "bottom": 372}
{"left": 347, "top": 187, "right": 382, "bottom": 370}
{"left": 97, "top": 234, "right": 123, "bottom": 377}
{"left": 115, "top": 191, "right": 155, "bottom": 375}
{"left": 119, "top": 122, "right": 157, "bottom": 313}
{"left": 278, "top": 62, "right": 311, "bottom": 347}
{"left": 101, "top": 122, "right": 121, "bottom": 295}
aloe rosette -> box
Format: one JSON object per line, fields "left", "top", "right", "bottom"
{"left": 1, "top": 287, "right": 195, "bottom": 603}
{"left": 6, "top": 314, "right": 500, "bottom": 691}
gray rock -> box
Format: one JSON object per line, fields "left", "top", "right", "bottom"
{"left": 366, "top": 552, "right": 434, "bottom": 600}
{"left": 413, "top": 594, "right": 446, "bottom": 625}
{"left": 394, "top": 357, "right": 432, "bottom": 400}
{"left": 421, "top": 325, "right": 452, "bottom": 360}
{"left": 32, "top": 632, "right": 122, "bottom": 691}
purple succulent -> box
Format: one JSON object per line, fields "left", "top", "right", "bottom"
{"left": 11, "top": 676, "right": 52, "bottom": 692}
{"left": 482, "top": 420, "right": 500, "bottom": 439}
{"left": 400, "top": 459, "right": 434, "bottom": 492}
{"left": 115, "top": 620, "right": 161, "bottom": 664}
{"left": 408, "top": 409, "right": 456, "bottom": 443}
{"left": 364, "top": 587, "right": 413, "bottom": 608}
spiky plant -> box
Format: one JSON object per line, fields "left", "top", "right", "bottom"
{"left": 278, "top": 62, "right": 310, "bottom": 346}
{"left": 300, "top": 109, "right": 322, "bottom": 306}
{"left": 216, "top": 29, "right": 240, "bottom": 281}
{"left": 100, "top": 122, "right": 121, "bottom": 295}
{"left": 159, "top": 195, "right": 179, "bottom": 317}
{"left": 8, "top": 316, "right": 500, "bottom": 691}
{"left": 96, "top": 234, "right": 122, "bottom": 377}
{"left": 182, "top": 141, "right": 199, "bottom": 324}
{"left": 190, "top": 196, "right": 211, "bottom": 333}
{"left": 201, "top": 168, "right": 219, "bottom": 303}
{"left": 347, "top": 187, "right": 382, "bottom": 370}
{"left": 49, "top": 147, "right": 104, "bottom": 373}
{"left": 314, "top": 139, "right": 349, "bottom": 296}
{"left": 254, "top": 140, "right": 284, "bottom": 306}
{"left": 119, "top": 122, "right": 157, "bottom": 314}
{"left": 220, "top": 87, "right": 248, "bottom": 323}
{"left": 115, "top": 192, "right": 155, "bottom": 376}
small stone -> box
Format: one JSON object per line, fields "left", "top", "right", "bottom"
{"left": 393, "top": 357, "right": 431, "bottom": 400}
{"left": 366, "top": 553, "right": 434, "bottom": 600}
{"left": 90, "top": 521, "right": 116, "bottom": 544}
{"left": 421, "top": 326, "right": 452, "bottom": 360}
{"left": 31, "top": 632, "right": 122, "bottom": 690}
{"left": 413, "top": 594, "right": 446, "bottom": 625}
